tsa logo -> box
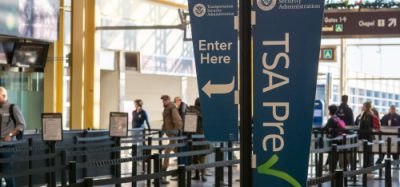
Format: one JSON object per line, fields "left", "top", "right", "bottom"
{"left": 193, "top": 4, "right": 206, "bottom": 17}
{"left": 257, "top": 0, "right": 277, "bottom": 11}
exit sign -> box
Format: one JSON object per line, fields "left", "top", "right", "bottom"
{"left": 319, "top": 46, "right": 336, "bottom": 62}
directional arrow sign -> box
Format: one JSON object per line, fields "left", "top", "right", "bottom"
{"left": 202, "top": 77, "right": 235, "bottom": 98}
{"left": 188, "top": 0, "right": 238, "bottom": 141}
{"left": 388, "top": 18, "right": 397, "bottom": 27}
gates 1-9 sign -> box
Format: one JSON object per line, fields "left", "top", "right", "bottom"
{"left": 322, "top": 9, "right": 400, "bottom": 38}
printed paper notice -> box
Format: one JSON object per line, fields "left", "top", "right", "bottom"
{"left": 184, "top": 113, "right": 198, "bottom": 133}
{"left": 42, "top": 115, "right": 62, "bottom": 141}
{"left": 110, "top": 113, "right": 128, "bottom": 137}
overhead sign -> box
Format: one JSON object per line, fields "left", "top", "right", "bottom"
{"left": 319, "top": 46, "right": 337, "bottom": 62}
{"left": 0, "top": 0, "right": 60, "bottom": 41}
{"left": 188, "top": 0, "right": 238, "bottom": 141}
{"left": 322, "top": 9, "right": 400, "bottom": 38}
{"left": 253, "top": 0, "right": 325, "bottom": 186}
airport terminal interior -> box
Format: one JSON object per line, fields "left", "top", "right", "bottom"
{"left": 1, "top": 0, "right": 400, "bottom": 186}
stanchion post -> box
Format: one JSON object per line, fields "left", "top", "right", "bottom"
{"left": 352, "top": 137, "right": 358, "bottom": 184}
{"left": 187, "top": 138, "right": 193, "bottom": 187}
{"left": 215, "top": 147, "right": 222, "bottom": 187}
{"left": 28, "top": 138, "right": 33, "bottom": 187}
{"left": 335, "top": 169, "right": 344, "bottom": 187}
{"left": 362, "top": 141, "right": 368, "bottom": 187}
{"left": 330, "top": 144, "right": 338, "bottom": 173}
{"left": 61, "top": 150, "right": 67, "bottom": 186}
{"left": 228, "top": 140, "right": 233, "bottom": 187}
{"left": 153, "top": 154, "right": 161, "bottom": 187}
{"left": 387, "top": 137, "right": 392, "bottom": 159}
{"left": 69, "top": 161, "right": 77, "bottom": 184}
{"left": 158, "top": 131, "right": 163, "bottom": 155}
{"left": 385, "top": 159, "right": 392, "bottom": 187}
{"left": 342, "top": 135, "right": 348, "bottom": 185}
{"left": 146, "top": 137, "right": 153, "bottom": 187}
{"left": 314, "top": 133, "right": 319, "bottom": 178}
{"left": 178, "top": 165, "right": 186, "bottom": 187}
{"left": 379, "top": 133, "right": 383, "bottom": 179}
{"left": 114, "top": 137, "right": 121, "bottom": 187}
{"left": 132, "top": 144, "right": 137, "bottom": 187}
{"left": 84, "top": 177, "right": 94, "bottom": 187}
{"left": 318, "top": 137, "right": 323, "bottom": 187}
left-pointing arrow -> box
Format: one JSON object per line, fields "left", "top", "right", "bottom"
{"left": 202, "top": 77, "right": 235, "bottom": 98}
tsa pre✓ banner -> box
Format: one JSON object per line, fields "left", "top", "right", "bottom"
{"left": 252, "top": 0, "right": 325, "bottom": 186}
{"left": 188, "top": 0, "right": 238, "bottom": 141}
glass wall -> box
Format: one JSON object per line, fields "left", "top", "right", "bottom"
{"left": 0, "top": 71, "right": 44, "bottom": 130}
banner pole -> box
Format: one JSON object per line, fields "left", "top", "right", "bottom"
{"left": 239, "top": 0, "right": 252, "bottom": 185}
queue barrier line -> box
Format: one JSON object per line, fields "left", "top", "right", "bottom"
{"left": 0, "top": 165, "right": 62, "bottom": 178}
{"left": 191, "top": 141, "right": 211, "bottom": 146}
{"left": 221, "top": 147, "right": 240, "bottom": 152}
{"left": 343, "top": 164, "right": 385, "bottom": 178}
{"left": 0, "top": 152, "right": 58, "bottom": 163}
{"left": 160, "top": 148, "right": 214, "bottom": 159}
{"left": 138, "top": 142, "right": 187, "bottom": 150}
{"left": 75, "top": 136, "right": 112, "bottom": 143}
{"left": 391, "top": 159, "right": 400, "bottom": 165}
{"left": 68, "top": 146, "right": 133, "bottom": 157}
{"left": 0, "top": 139, "right": 28, "bottom": 146}
{"left": 185, "top": 159, "right": 240, "bottom": 171}
{"left": 120, "top": 139, "right": 147, "bottom": 144}
{"left": 92, "top": 170, "right": 177, "bottom": 186}
{"left": 60, "top": 141, "right": 116, "bottom": 149}
{"left": 77, "top": 155, "right": 152, "bottom": 169}
{"left": 0, "top": 144, "right": 50, "bottom": 153}
{"left": 191, "top": 134, "right": 206, "bottom": 139}
{"left": 309, "top": 147, "right": 332, "bottom": 154}
{"left": 336, "top": 142, "right": 363, "bottom": 151}
{"left": 150, "top": 136, "right": 187, "bottom": 141}
{"left": 307, "top": 173, "right": 335, "bottom": 186}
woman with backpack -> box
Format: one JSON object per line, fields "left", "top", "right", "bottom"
{"left": 323, "top": 105, "right": 346, "bottom": 169}
{"left": 358, "top": 101, "right": 377, "bottom": 167}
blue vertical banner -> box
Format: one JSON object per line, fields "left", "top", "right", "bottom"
{"left": 188, "top": 0, "right": 238, "bottom": 141}
{"left": 253, "top": 0, "right": 325, "bottom": 186}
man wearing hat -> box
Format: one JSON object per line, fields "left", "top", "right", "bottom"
{"left": 160, "top": 95, "right": 182, "bottom": 184}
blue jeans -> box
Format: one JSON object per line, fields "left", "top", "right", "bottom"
{"left": 0, "top": 151, "right": 15, "bottom": 187}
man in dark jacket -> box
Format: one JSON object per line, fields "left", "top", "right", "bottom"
{"left": 337, "top": 95, "right": 355, "bottom": 126}
{"left": 381, "top": 105, "right": 400, "bottom": 127}
{"left": 174, "top": 96, "right": 189, "bottom": 124}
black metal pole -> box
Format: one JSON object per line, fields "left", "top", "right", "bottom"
{"left": 228, "top": 140, "right": 233, "bottom": 187}
{"left": 385, "top": 159, "right": 392, "bottom": 187}
{"left": 239, "top": 0, "right": 252, "bottom": 185}
{"left": 132, "top": 144, "right": 138, "bottom": 187}
{"left": 28, "top": 138, "right": 33, "bottom": 187}
{"left": 153, "top": 154, "right": 161, "bottom": 187}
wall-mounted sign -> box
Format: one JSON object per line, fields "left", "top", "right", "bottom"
{"left": 319, "top": 46, "right": 337, "bottom": 62}
{"left": 322, "top": 9, "right": 400, "bottom": 38}
{"left": 109, "top": 112, "right": 128, "bottom": 137}
{"left": 42, "top": 113, "right": 63, "bottom": 142}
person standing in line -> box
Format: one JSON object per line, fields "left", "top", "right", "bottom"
{"left": 0, "top": 87, "right": 25, "bottom": 187}
{"left": 376, "top": 105, "right": 400, "bottom": 164}
{"left": 160, "top": 95, "right": 182, "bottom": 184}
{"left": 190, "top": 98, "right": 209, "bottom": 182}
{"left": 358, "top": 102, "right": 374, "bottom": 167}
{"left": 381, "top": 105, "right": 400, "bottom": 127}
{"left": 337, "top": 95, "right": 355, "bottom": 126}
{"left": 174, "top": 96, "right": 190, "bottom": 125}
{"left": 132, "top": 99, "right": 151, "bottom": 130}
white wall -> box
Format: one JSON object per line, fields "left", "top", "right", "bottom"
{"left": 100, "top": 70, "right": 120, "bottom": 129}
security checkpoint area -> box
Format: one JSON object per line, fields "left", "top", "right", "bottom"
{"left": 1, "top": 0, "right": 400, "bottom": 187}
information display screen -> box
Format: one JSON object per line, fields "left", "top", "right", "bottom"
{"left": 11, "top": 42, "right": 49, "bottom": 68}
{"left": 0, "top": 0, "right": 59, "bottom": 41}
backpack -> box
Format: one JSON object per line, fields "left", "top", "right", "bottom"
{"left": 371, "top": 113, "right": 381, "bottom": 131}
{"left": 333, "top": 116, "right": 346, "bottom": 129}
{"left": 9, "top": 104, "right": 23, "bottom": 140}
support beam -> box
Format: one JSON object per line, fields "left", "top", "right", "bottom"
{"left": 56, "top": 0, "right": 65, "bottom": 113}
{"left": 70, "top": 0, "right": 85, "bottom": 129}
{"left": 84, "top": 0, "right": 97, "bottom": 129}
{"left": 340, "top": 39, "right": 347, "bottom": 96}
{"left": 43, "top": 45, "right": 57, "bottom": 112}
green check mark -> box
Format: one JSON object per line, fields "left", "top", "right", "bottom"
{"left": 257, "top": 154, "right": 301, "bottom": 187}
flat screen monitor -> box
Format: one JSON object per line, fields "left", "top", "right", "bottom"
{"left": 11, "top": 42, "right": 49, "bottom": 69}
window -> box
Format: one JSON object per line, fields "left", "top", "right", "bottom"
{"left": 366, "top": 90, "right": 373, "bottom": 97}
{"left": 375, "top": 91, "right": 381, "bottom": 98}
{"left": 358, "top": 89, "right": 365, "bottom": 96}
{"left": 382, "top": 92, "right": 388, "bottom": 99}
